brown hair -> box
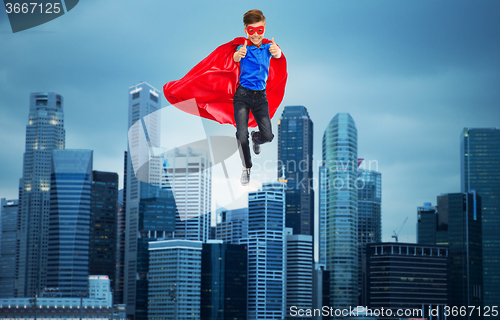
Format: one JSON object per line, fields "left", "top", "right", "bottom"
{"left": 243, "top": 9, "right": 265, "bottom": 26}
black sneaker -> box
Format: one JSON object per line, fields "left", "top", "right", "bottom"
{"left": 241, "top": 168, "right": 251, "bottom": 186}
{"left": 251, "top": 131, "right": 261, "bottom": 155}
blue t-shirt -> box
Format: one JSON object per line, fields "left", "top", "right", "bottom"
{"left": 237, "top": 43, "right": 273, "bottom": 91}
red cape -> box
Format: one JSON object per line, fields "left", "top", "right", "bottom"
{"left": 163, "top": 37, "right": 287, "bottom": 128}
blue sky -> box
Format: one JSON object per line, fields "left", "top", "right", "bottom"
{"left": 1, "top": 0, "right": 499, "bottom": 242}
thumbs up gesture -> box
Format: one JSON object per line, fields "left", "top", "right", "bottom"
{"left": 233, "top": 40, "right": 248, "bottom": 62}
{"left": 269, "top": 37, "right": 281, "bottom": 58}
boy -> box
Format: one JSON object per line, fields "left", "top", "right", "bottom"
{"left": 163, "top": 10, "right": 286, "bottom": 186}
{"left": 233, "top": 9, "right": 282, "bottom": 185}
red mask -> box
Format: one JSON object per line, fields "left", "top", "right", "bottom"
{"left": 246, "top": 25, "right": 265, "bottom": 35}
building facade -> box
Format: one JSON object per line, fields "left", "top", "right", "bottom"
{"left": 162, "top": 146, "right": 212, "bottom": 243}
{"left": 46, "top": 149, "right": 93, "bottom": 297}
{"left": 278, "top": 106, "right": 314, "bottom": 237}
{"left": 366, "top": 243, "right": 449, "bottom": 320}
{"left": 114, "top": 152, "right": 127, "bottom": 305}
{"left": 148, "top": 240, "right": 203, "bottom": 320}
{"left": 124, "top": 82, "right": 163, "bottom": 317}
{"left": 200, "top": 241, "right": 247, "bottom": 320}
{"left": 417, "top": 193, "right": 483, "bottom": 319}
{"left": 461, "top": 127, "right": 500, "bottom": 305}
{"left": 322, "top": 113, "right": 358, "bottom": 309}
{"left": 16, "top": 92, "right": 65, "bottom": 297}
{"left": 90, "top": 171, "right": 119, "bottom": 293}
{"left": 357, "top": 170, "right": 381, "bottom": 304}
{"left": 215, "top": 208, "right": 248, "bottom": 244}
{"left": 1, "top": 275, "right": 113, "bottom": 320}
{"left": 240, "top": 182, "right": 286, "bottom": 320}
{"left": 416, "top": 202, "right": 441, "bottom": 245}
{"left": 285, "top": 229, "right": 313, "bottom": 319}
{"left": 0, "top": 199, "right": 19, "bottom": 298}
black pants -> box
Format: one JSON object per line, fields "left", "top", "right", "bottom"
{"left": 233, "top": 85, "right": 274, "bottom": 168}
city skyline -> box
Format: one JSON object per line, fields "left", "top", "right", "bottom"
{"left": 1, "top": 1, "right": 500, "bottom": 244}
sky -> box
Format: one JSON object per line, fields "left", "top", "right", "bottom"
{"left": 1, "top": 0, "right": 499, "bottom": 243}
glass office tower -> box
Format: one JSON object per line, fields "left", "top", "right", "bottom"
{"left": 357, "top": 170, "right": 381, "bottom": 304}
{"left": 46, "top": 149, "right": 93, "bottom": 297}
{"left": 322, "top": 113, "right": 358, "bottom": 310}
{"left": 0, "top": 199, "right": 19, "bottom": 298}
{"left": 278, "top": 106, "right": 314, "bottom": 237}
{"left": 200, "top": 241, "right": 247, "bottom": 320}
{"left": 89, "top": 171, "right": 119, "bottom": 293}
{"left": 417, "top": 193, "right": 483, "bottom": 320}
{"left": 240, "top": 182, "right": 286, "bottom": 320}
{"left": 461, "top": 127, "right": 500, "bottom": 305}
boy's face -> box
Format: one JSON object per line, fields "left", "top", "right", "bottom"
{"left": 245, "top": 21, "right": 266, "bottom": 46}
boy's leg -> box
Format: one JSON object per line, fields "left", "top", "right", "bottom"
{"left": 250, "top": 94, "right": 274, "bottom": 145}
{"left": 233, "top": 88, "right": 252, "bottom": 169}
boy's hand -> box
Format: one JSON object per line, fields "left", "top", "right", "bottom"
{"left": 233, "top": 40, "right": 247, "bottom": 62}
{"left": 270, "top": 37, "right": 281, "bottom": 58}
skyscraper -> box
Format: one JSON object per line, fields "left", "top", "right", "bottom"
{"left": 46, "top": 149, "right": 93, "bottom": 297}
{"left": 278, "top": 106, "right": 314, "bottom": 237}
{"left": 322, "top": 113, "right": 358, "bottom": 309}
{"left": 357, "top": 170, "right": 381, "bottom": 304}
{"left": 416, "top": 203, "right": 442, "bottom": 245}
{"left": 318, "top": 166, "right": 327, "bottom": 265}
{"left": 148, "top": 240, "right": 203, "bottom": 320}
{"left": 0, "top": 199, "right": 18, "bottom": 298}
{"left": 284, "top": 228, "right": 313, "bottom": 319}
{"left": 114, "top": 151, "right": 127, "bottom": 305}
{"left": 17, "top": 92, "right": 65, "bottom": 297}
{"left": 162, "top": 146, "right": 212, "bottom": 242}
{"left": 135, "top": 183, "right": 177, "bottom": 319}
{"left": 124, "top": 82, "right": 165, "bottom": 317}
{"left": 240, "top": 182, "right": 286, "bottom": 320}
{"left": 215, "top": 208, "right": 248, "bottom": 244}
{"left": 461, "top": 127, "right": 500, "bottom": 305}
{"left": 200, "top": 241, "right": 247, "bottom": 320}
{"left": 417, "top": 193, "right": 483, "bottom": 319}
{"left": 90, "top": 171, "right": 119, "bottom": 294}
{"left": 366, "top": 243, "right": 449, "bottom": 320}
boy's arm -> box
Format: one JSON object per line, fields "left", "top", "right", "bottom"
{"left": 234, "top": 41, "right": 247, "bottom": 62}
{"left": 269, "top": 37, "right": 282, "bottom": 59}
